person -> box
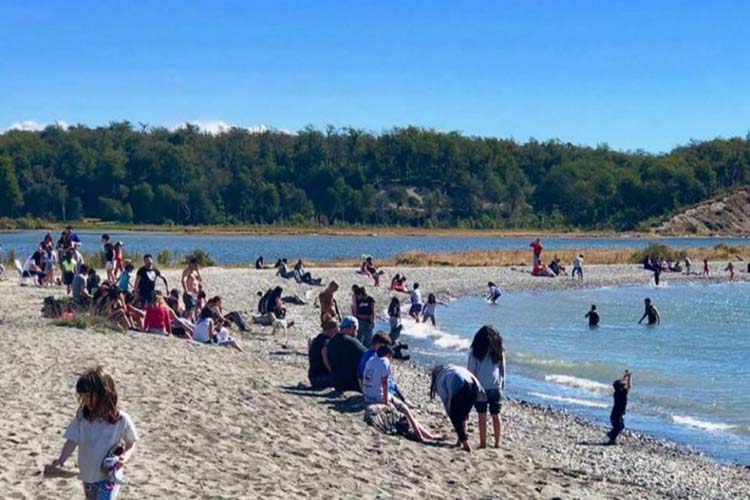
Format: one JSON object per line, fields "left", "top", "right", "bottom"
{"left": 430, "top": 364, "right": 485, "bottom": 452}
{"left": 387, "top": 296, "right": 403, "bottom": 343}
{"left": 530, "top": 238, "right": 543, "bottom": 266}
{"left": 133, "top": 254, "right": 168, "bottom": 307}
{"left": 349, "top": 285, "right": 361, "bottom": 316}
{"left": 22, "top": 251, "right": 46, "bottom": 285}
{"left": 275, "top": 258, "right": 296, "bottom": 280}
{"left": 322, "top": 316, "right": 366, "bottom": 392}
{"left": 572, "top": 254, "right": 584, "bottom": 283}
{"left": 181, "top": 258, "right": 203, "bottom": 316}
{"left": 113, "top": 241, "right": 125, "bottom": 280}
{"left": 192, "top": 306, "right": 217, "bottom": 343}
{"left": 652, "top": 262, "right": 662, "bottom": 286}
{"left": 702, "top": 259, "right": 709, "bottom": 277}
{"left": 355, "top": 287, "right": 376, "bottom": 347}
{"left": 362, "top": 345, "right": 437, "bottom": 442}
{"left": 308, "top": 317, "right": 338, "bottom": 389}
{"left": 408, "top": 282, "right": 423, "bottom": 322}
{"left": 47, "top": 366, "right": 138, "bottom": 499}
{"left": 72, "top": 265, "right": 93, "bottom": 307}
{"left": 357, "top": 332, "right": 393, "bottom": 381}
{"left": 638, "top": 298, "right": 660, "bottom": 325}
{"left": 585, "top": 304, "right": 600, "bottom": 328}
{"left": 607, "top": 370, "right": 632, "bottom": 445}
{"left": 255, "top": 256, "right": 264, "bottom": 270}
{"left": 86, "top": 267, "right": 102, "bottom": 296}
{"left": 684, "top": 257, "right": 692, "bottom": 275}
{"left": 318, "top": 281, "right": 341, "bottom": 323}
{"left": 294, "top": 259, "right": 322, "bottom": 285}
{"left": 44, "top": 245, "right": 57, "bottom": 286}
{"left": 259, "top": 286, "right": 286, "bottom": 319}
{"left": 142, "top": 294, "right": 173, "bottom": 335}
{"left": 725, "top": 261, "right": 735, "bottom": 282}
{"left": 60, "top": 250, "right": 77, "bottom": 294}
{"left": 360, "top": 256, "right": 385, "bottom": 286}
{"left": 422, "top": 293, "right": 447, "bottom": 326}
{"left": 102, "top": 234, "right": 115, "bottom": 283}
{"left": 467, "top": 325, "right": 505, "bottom": 449}
{"left": 486, "top": 282, "right": 502, "bottom": 304}
{"left": 390, "top": 273, "right": 407, "bottom": 292}
{"left": 118, "top": 261, "right": 134, "bottom": 292}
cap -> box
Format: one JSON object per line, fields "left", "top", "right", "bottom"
{"left": 339, "top": 316, "right": 359, "bottom": 330}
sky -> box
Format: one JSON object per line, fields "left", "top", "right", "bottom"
{"left": 1, "top": 0, "right": 748, "bottom": 152}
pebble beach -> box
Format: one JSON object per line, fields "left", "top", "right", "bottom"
{"left": 1, "top": 264, "right": 748, "bottom": 499}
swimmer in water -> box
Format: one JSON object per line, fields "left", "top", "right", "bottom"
{"left": 638, "top": 298, "right": 660, "bottom": 325}
{"left": 584, "top": 304, "right": 600, "bottom": 328}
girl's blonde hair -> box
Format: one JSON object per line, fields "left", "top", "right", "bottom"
{"left": 76, "top": 366, "right": 120, "bottom": 424}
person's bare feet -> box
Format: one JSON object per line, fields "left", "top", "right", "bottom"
{"left": 478, "top": 442, "right": 487, "bottom": 450}
{"left": 461, "top": 441, "right": 471, "bottom": 452}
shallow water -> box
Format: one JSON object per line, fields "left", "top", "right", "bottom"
{"left": 387, "top": 283, "right": 750, "bottom": 464}
{"left": 2, "top": 230, "right": 749, "bottom": 264}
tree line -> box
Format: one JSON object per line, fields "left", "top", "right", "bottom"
{"left": 1, "top": 122, "right": 749, "bottom": 230}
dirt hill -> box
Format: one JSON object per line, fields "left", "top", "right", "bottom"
{"left": 654, "top": 188, "right": 750, "bottom": 235}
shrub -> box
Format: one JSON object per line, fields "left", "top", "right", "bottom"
{"left": 182, "top": 249, "right": 215, "bottom": 267}
{"left": 157, "top": 249, "right": 176, "bottom": 267}
{"left": 630, "top": 243, "right": 687, "bottom": 264}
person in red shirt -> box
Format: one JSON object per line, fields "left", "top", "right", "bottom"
{"left": 143, "top": 294, "right": 172, "bottom": 335}
{"left": 530, "top": 238, "right": 543, "bottom": 266}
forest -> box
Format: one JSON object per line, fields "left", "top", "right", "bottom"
{"left": 1, "top": 122, "right": 749, "bottom": 230}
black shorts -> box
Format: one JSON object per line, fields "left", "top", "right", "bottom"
{"left": 474, "top": 388, "right": 502, "bottom": 415}
{"left": 62, "top": 271, "right": 75, "bottom": 286}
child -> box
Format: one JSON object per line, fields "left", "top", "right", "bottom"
{"left": 725, "top": 261, "right": 735, "bottom": 282}
{"left": 585, "top": 304, "right": 600, "bottom": 328}
{"left": 387, "top": 296, "right": 403, "bottom": 343}
{"left": 408, "top": 283, "right": 422, "bottom": 322}
{"left": 102, "top": 234, "right": 115, "bottom": 283}
{"left": 422, "top": 293, "right": 447, "bottom": 326}
{"left": 607, "top": 370, "right": 632, "bottom": 445}
{"left": 572, "top": 254, "right": 584, "bottom": 283}
{"left": 467, "top": 325, "right": 505, "bottom": 449}
{"left": 118, "top": 262, "right": 134, "bottom": 292}
{"left": 48, "top": 366, "right": 138, "bottom": 499}
{"left": 486, "top": 282, "right": 502, "bottom": 304}
{"left": 87, "top": 267, "right": 102, "bottom": 296}
{"left": 702, "top": 259, "right": 709, "bottom": 277}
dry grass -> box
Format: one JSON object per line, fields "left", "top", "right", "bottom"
{"left": 310, "top": 245, "right": 750, "bottom": 268}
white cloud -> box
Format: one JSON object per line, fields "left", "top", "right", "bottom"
{"left": 180, "top": 120, "right": 294, "bottom": 135}
{"left": 3, "top": 120, "right": 68, "bottom": 132}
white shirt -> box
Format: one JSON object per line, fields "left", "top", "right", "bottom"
{"left": 573, "top": 256, "right": 583, "bottom": 268}
{"left": 64, "top": 411, "right": 139, "bottom": 483}
{"left": 193, "top": 317, "right": 213, "bottom": 343}
{"left": 410, "top": 289, "right": 422, "bottom": 306}
{"left": 362, "top": 356, "right": 391, "bottom": 403}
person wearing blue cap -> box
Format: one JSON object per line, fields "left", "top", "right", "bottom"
{"left": 322, "top": 316, "right": 366, "bottom": 392}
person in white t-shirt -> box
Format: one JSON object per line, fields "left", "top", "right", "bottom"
{"left": 362, "top": 345, "right": 438, "bottom": 442}
{"left": 408, "top": 283, "right": 423, "bottom": 322}
{"left": 47, "top": 366, "right": 139, "bottom": 499}
{"left": 572, "top": 254, "right": 584, "bottom": 283}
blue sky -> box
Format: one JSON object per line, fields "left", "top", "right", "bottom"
{"left": 1, "top": 1, "right": 748, "bottom": 152}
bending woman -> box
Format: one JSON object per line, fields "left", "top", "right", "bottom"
{"left": 430, "top": 364, "right": 485, "bottom": 452}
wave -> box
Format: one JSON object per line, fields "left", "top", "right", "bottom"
{"left": 671, "top": 415, "right": 737, "bottom": 433}
{"left": 544, "top": 374, "right": 611, "bottom": 394}
{"left": 511, "top": 352, "right": 578, "bottom": 370}
{"left": 401, "top": 321, "right": 470, "bottom": 351}
{"left": 528, "top": 392, "right": 608, "bottom": 408}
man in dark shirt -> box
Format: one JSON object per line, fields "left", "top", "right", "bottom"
{"left": 133, "top": 254, "right": 169, "bottom": 307}
{"left": 323, "top": 316, "right": 366, "bottom": 392}
{"left": 607, "top": 370, "right": 632, "bottom": 445}
{"left": 585, "top": 304, "right": 600, "bottom": 328}
{"left": 101, "top": 234, "right": 115, "bottom": 282}
{"left": 308, "top": 318, "right": 339, "bottom": 389}
{"left": 638, "top": 298, "right": 661, "bottom": 325}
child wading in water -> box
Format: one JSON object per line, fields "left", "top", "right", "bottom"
{"left": 607, "top": 370, "right": 632, "bottom": 445}
{"left": 486, "top": 282, "right": 502, "bottom": 304}
{"left": 422, "top": 293, "right": 447, "bottom": 326}
{"left": 48, "top": 367, "right": 139, "bottom": 499}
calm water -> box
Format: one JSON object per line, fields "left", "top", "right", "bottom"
{"left": 1, "top": 230, "right": 749, "bottom": 264}
{"left": 385, "top": 283, "right": 750, "bottom": 464}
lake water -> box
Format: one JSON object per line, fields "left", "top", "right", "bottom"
{"left": 1, "top": 230, "right": 749, "bottom": 264}
{"left": 385, "top": 283, "right": 750, "bottom": 465}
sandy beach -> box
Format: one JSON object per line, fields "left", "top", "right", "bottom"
{"left": 1, "top": 263, "right": 748, "bottom": 499}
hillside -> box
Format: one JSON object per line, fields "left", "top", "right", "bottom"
{"left": 654, "top": 188, "right": 750, "bottom": 235}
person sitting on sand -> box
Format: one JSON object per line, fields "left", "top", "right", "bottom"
{"left": 548, "top": 257, "right": 564, "bottom": 276}
{"left": 133, "top": 254, "right": 169, "bottom": 308}
{"left": 275, "top": 258, "right": 297, "bottom": 281}
{"left": 123, "top": 292, "right": 145, "bottom": 330}
{"left": 294, "top": 259, "right": 322, "bottom": 285}
{"left": 585, "top": 304, "right": 600, "bottom": 327}
{"left": 193, "top": 306, "right": 243, "bottom": 351}
{"left": 142, "top": 293, "right": 173, "bottom": 335}
{"left": 430, "top": 364, "right": 485, "bottom": 452}
{"left": 255, "top": 255, "right": 264, "bottom": 269}
{"left": 422, "top": 293, "right": 447, "bottom": 327}
{"left": 308, "top": 317, "right": 339, "bottom": 389}
{"left": 467, "top": 326, "right": 505, "bottom": 449}
{"left": 408, "top": 283, "right": 423, "bottom": 322}
{"left": 357, "top": 332, "right": 393, "bottom": 382}
{"left": 638, "top": 298, "right": 660, "bottom": 325}
{"left": 323, "top": 316, "right": 367, "bottom": 392}
{"left": 181, "top": 258, "right": 203, "bottom": 316}
{"left": 725, "top": 261, "right": 735, "bottom": 282}
{"left": 390, "top": 273, "right": 407, "bottom": 292}
{"left": 362, "top": 345, "right": 438, "bottom": 442}
{"left": 355, "top": 287, "right": 376, "bottom": 347}
{"left": 607, "top": 370, "right": 632, "bottom": 445}
{"left": 47, "top": 366, "right": 139, "bottom": 499}
{"left": 531, "top": 262, "right": 555, "bottom": 277}
{"left": 86, "top": 267, "right": 101, "bottom": 297}
{"left": 22, "top": 251, "right": 47, "bottom": 286}
{"left": 260, "top": 286, "right": 286, "bottom": 319}
{"left": 486, "top": 282, "right": 502, "bottom": 304}
{"left": 318, "top": 281, "right": 342, "bottom": 323}
{"left": 72, "top": 264, "right": 93, "bottom": 307}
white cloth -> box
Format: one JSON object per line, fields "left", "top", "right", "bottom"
{"left": 193, "top": 317, "right": 213, "bottom": 343}
{"left": 64, "top": 411, "right": 138, "bottom": 483}
{"left": 362, "top": 356, "right": 391, "bottom": 403}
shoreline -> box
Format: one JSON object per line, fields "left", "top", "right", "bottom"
{"left": 1, "top": 264, "right": 748, "bottom": 499}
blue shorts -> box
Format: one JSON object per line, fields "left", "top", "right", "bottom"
{"left": 409, "top": 304, "right": 422, "bottom": 315}
{"left": 474, "top": 388, "right": 502, "bottom": 415}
